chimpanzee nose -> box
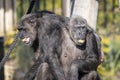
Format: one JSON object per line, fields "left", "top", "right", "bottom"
{"left": 18, "top": 32, "right": 24, "bottom": 39}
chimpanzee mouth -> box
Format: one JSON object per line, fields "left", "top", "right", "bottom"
{"left": 78, "top": 39, "right": 85, "bottom": 44}
{"left": 76, "top": 39, "right": 86, "bottom": 50}
{"left": 22, "top": 37, "right": 31, "bottom": 44}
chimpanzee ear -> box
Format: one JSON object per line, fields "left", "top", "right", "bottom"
{"left": 28, "top": 17, "right": 38, "bottom": 27}
{"left": 87, "top": 25, "right": 93, "bottom": 33}
{"left": 29, "top": 17, "right": 37, "bottom": 23}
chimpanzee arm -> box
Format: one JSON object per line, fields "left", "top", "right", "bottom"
{"left": 70, "top": 56, "right": 98, "bottom": 73}
{"left": 48, "top": 53, "right": 66, "bottom": 80}
{"left": 70, "top": 33, "right": 99, "bottom": 80}
{"left": 70, "top": 32, "right": 100, "bottom": 73}
{"left": 24, "top": 57, "right": 42, "bottom": 80}
{"left": 44, "top": 29, "right": 66, "bottom": 80}
{"left": 94, "top": 32, "right": 104, "bottom": 63}
{"left": 69, "top": 32, "right": 100, "bottom": 80}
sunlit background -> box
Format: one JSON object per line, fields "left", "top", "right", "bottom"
{"left": 0, "top": 0, "right": 120, "bottom": 80}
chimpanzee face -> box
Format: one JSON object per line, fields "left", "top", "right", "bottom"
{"left": 69, "top": 17, "right": 88, "bottom": 46}
{"left": 17, "top": 14, "right": 38, "bottom": 45}
{"left": 70, "top": 24, "right": 87, "bottom": 46}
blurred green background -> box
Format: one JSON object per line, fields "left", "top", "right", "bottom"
{"left": 1, "top": 0, "right": 120, "bottom": 80}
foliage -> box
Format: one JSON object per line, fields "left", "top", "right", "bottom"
{"left": 16, "top": 0, "right": 62, "bottom": 20}
{"left": 16, "top": 0, "right": 30, "bottom": 20}
{"left": 15, "top": 40, "right": 33, "bottom": 72}
{"left": 4, "top": 32, "right": 33, "bottom": 72}
{"left": 97, "top": 0, "right": 120, "bottom": 79}
{"left": 4, "top": 32, "right": 17, "bottom": 59}
{"left": 39, "top": 0, "right": 61, "bottom": 13}
{"left": 97, "top": 35, "right": 120, "bottom": 80}
{"left": 97, "top": 0, "right": 120, "bottom": 34}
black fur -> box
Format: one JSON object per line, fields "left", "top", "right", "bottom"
{"left": 18, "top": 13, "right": 101, "bottom": 80}
{"left": 60, "top": 16, "right": 100, "bottom": 80}
{"left": 18, "top": 12, "right": 68, "bottom": 80}
{"left": 31, "top": 10, "right": 54, "bottom": 61}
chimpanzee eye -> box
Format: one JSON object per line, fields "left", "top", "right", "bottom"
{"left": 80, "top": 26, "right": 85, "bottom": 29}
{"left": 18, "top": 28, "right": 23, "bottom": 31}
{"left": 30, "top": 20, "right": 34, "bottom": 23}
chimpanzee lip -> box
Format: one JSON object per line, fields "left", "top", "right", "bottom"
{"left": 22, "top": 37, "right": 30, "bottom": 44}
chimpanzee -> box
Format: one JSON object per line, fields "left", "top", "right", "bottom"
{"left": 31, "top": 10, "right": 54, "bottom": 61}
{"left": 18, "top": 13, "right": 68, "bottom": 80}
{"left": 61, "top": 16, "right": 101, "bottom": 80}
{"left": 17, "top": 13, "right": 102, "bottom": 80}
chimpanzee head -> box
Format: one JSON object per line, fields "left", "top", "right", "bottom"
{"left": 17, "top": 13, "right": 38, "bottom": 45}
{"left": 68, "top": 16, "right": 92, "bottom": 46}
